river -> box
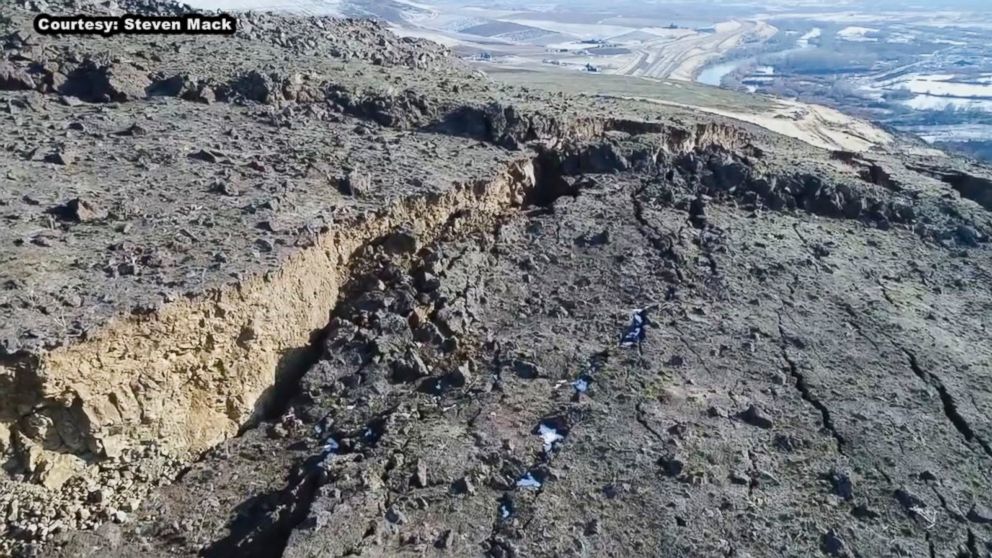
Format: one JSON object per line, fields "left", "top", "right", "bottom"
{"left": 696, "top": 27, "right": 819, "bottom": 87}
{"left": 696, "top": 58, "right": 754, "bottom": 86}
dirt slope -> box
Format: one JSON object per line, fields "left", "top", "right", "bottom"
{"left": 1, "top": 1, "right": 992, "bottom": 556}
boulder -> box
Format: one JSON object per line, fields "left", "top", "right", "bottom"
{"left": 59, "top": 60, "right": 150, "bottom": 103}
{"left": 0, "top": 62, "right": 35, "bottom": 91}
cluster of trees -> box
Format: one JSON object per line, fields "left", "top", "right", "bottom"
{"left": 759, "top": 50, "right": 879, "bottom": 75}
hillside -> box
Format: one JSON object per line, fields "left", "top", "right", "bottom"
{"left": 1, "top": 1, "right": 992, "bottom": 556}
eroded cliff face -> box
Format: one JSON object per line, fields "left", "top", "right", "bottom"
{"left": 20, "top": 160, "right": 538, "bottom": 466}
{"left": 0, "top": 117, "right": 757, "bottom": 491}
{"left": 2, "top": 0, "right": 992, "bottom": 556}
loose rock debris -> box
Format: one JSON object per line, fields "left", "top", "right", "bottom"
{"left": 1, "top": 0, "right": 992, "bottom": 556}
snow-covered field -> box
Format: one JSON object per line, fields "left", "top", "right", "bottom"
{"left": 494, "top": 20, "right": 633, "bottom": 40}
{"left": 837, "top": 26, "right": 878, "bottom": 42}
{"left": 184, "top": 0, "right": 342, "bottom": 13}
{"left": 893, "top": 74, "right": 992, "bottom": 98}
{"left": 865, "top": 73, "right": 992, "bottom": 112}
{"left": 903, "top": 123, "right": 992, "bottom": 143}
{"left": 903, "top": 95, "right": 992, "bottom": 112}
{"left": 796, "top": 27, "right": 821, "bottom": 48}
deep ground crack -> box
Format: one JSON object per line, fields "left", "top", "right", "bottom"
{"left": 635, "top": 401, "right": 668, "bottom": 444}
{"left": 631, "top": 183, "right": 686, "bottom": 282}
{"left": 778, "top": 320, "right": 847, "bottom": 454}
{"left": 834, "top": 302, "right": 991, "bottom": 461}
{"left": 202, "top": 456, "right": 324, "bottom": 558}
{"left": 837, "top": 301, "right": 881, "bottom": 352}
{"left": 903, "top": 348, "right": 992, "bottom": 460}
{"left": 672, "top": 327, "right": 715, "bottom": 376}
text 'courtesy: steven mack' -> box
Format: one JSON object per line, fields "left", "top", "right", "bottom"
{"left": 33, "top": 14, "right": 237, "bottom": 37}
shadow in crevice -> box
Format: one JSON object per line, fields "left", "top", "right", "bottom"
{"left": 200, "top": 453, "right": 324, "bottom": 558}
{"left": 938, "top": 171, "right": 992, "bottom": 212}
{"left": 419, "top": 102, "right": 547, "bottom": 149}
{"left": 237, "top": 326, "right": 329, "bottom": 437}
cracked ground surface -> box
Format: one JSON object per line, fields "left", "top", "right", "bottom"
{"left": 2, "top": 0, "right": 992, "bottom": 556}
{"left": 50, "top": 168, "right": 992, "bottom": 557}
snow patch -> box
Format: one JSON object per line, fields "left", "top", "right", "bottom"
{"left": 837, "top": 26, "right": 878, "bottom": 42}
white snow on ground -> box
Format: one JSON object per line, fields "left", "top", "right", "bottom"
{"left": 896, "top": 76, "right": 992, "bottom": 98}
{"left": 887, "top": 32, "right": 915, "bottom": 44}
{"left": 712, "top": 20, "right": 745, "bottom": 34}
{"left": 547, "top": 27, "right": 692, "bottom": 51}
{"left": 932, "top": 38, "right": 967, "bottom": 46}
{"left": 389, "top": 25, "right": 464, "bottom": 46}
{"left": 757, "top": 10, "right": 975, "bottom": 25}
{"left": 866, "top": 74, "right": 992, "bottom": 112}
{"left": 796, "top": 27, "right": 820, "bottom": 48}
{"left": 903, "top": 95, "right": 992, "bottom": 112}
{"left": 184, "top": 0, "right": 342, "bottom": 13}
{"left": 837, "top": 26, "right": 878, "bottom": 42}
{"left": 546, "top": 40, "right": 603, "bottom": 51}
{"left": 392, "top": 0, "right": 433, "bottom": 11}
{"left": 616, "top": 27, "right": 695, "bottom": 41}
{"left": 904, "top": 124, "right": 992, "bottom": 143}
{"left": 496, "top": 20, "right": 638, "bottom": 41}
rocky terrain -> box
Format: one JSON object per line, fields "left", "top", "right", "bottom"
{"left": 2, "top": 0, "right": 992, "bottom": 556}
